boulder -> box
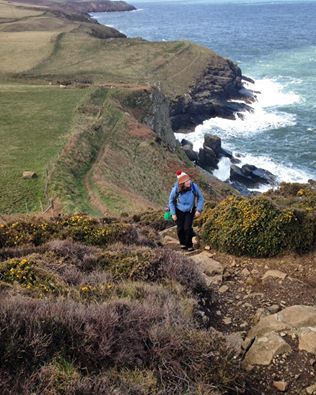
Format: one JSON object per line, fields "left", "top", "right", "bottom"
{"left": 219, "top": 147, "right": 233, "bottom": 159}
{"left": 22, "top": 171, "right": 37, "bottom": 179}
{"left": 204, "top": 134, "right": 221, "bottom": 156}
{"left": 262, "top": 270, "right": 287, "bottom": 281}
{"left": 180, "top": 138, "right": 193, "bottom": 149}
{"left": 243, "top": 331, "right": 291, "bottom": 366}
{"left": 198, "top": 146, "right": 219, "bottom": 170}
{"left": 228, "top": 180, "right": 252, "bottom": 196}
{"left": 182, "top": 145, "right": 199, "bottom": 162}
{"left": 273, "top": 381, "right": 288, "bottom": 392}
{"left": 298, "top": 327, "right": 316, "bottom": 354}
{"left": 242, "top": 164, "right": 277, "bottom": 185}
{"left": 305, "top": 383, "right": 316, "bottom": 395}
{"left": 189, "top": 252, "right": 224, "bottom": 276}
{"left": 246, "top": 305, "right": 316, "bottom": 342}
{"left": 230, "top": 164, "right": 277, "bottom": 187}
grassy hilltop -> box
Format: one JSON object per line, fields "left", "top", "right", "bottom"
{"left": 0, "top": 0, "right": 228, "bottom": 215}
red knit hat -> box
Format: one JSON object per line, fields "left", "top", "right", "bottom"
{"left": 176, "top": 170, "right": 190, "bottom": 184}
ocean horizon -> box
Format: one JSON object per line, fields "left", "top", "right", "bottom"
{"left": 92, "top": 0, "right": 316, "bottom": 186}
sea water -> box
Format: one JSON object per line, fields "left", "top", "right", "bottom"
{"left": 92, "top": 0, "right": 316, "bottom": 184}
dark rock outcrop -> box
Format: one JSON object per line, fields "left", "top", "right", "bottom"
{"left": 141, "top": 87, "right": 177, "bottom": 149}
{"left": 170, "top": 58, "right": 257, "bottom": 132}
{"left": 181, "top": 134, "right": 234, "bottom": 170}
{"left": 180, "top": 135, "right": 277, "bottom": 194}
{"left": 230, "top": 164, "right": 277, "bottom": 187}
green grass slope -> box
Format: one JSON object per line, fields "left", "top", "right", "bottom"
{"left": 0, "top": 83, "right": 92, "bottom": 214}
{"left": 49, "top": 86, "right": 200, "bottom": 215}
{"left": 0, "top": 0, "right": 233, "bottom": 216}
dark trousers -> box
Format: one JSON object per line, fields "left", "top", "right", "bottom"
{"left": 176, "top": 208, "right": 195, "bottom": 248}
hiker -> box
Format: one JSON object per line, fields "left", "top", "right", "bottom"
{"left": 168, "top": 170, "right": 204, "bottom": 251}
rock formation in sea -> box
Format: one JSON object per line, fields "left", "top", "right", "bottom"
{"left": 170, "top": 58, "right": 256, "bottom": 133}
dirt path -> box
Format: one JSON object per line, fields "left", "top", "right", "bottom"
{"left": 160, "top": 227, "right": 316, "bottom": 395}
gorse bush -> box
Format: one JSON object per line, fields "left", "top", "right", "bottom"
{"left": 0, "top": 215, "right": 138, "bottom": 248}
{"left": 0, "top": 256, "right": 66, "bottom": 296}
{"left": 202, "top": 195, "right": 316, "bottom": 257}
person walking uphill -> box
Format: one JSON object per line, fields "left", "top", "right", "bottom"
{"left": 168, "top": 170, "right": 204, "bottom": 251}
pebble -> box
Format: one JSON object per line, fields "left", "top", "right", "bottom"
{"left": 267, "top": 304, "right": 281, "bottom": 314}
{"left": 273, "top": 380, "right": 288, "bottom": 392}
{"left": 223, "top": 317, "right": 232, "bottom": 325}
{"left": 219, "top": 285, "right": 229, "bottom": 294}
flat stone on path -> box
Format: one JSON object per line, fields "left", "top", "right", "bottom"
{"left": 243, "top": 331, "right": 291, "bottom": 367}
{"left": 247, "top": 305, "right": 316, "bottom": 341}
{"left": 298, "top": 327, "right": 316, "bottom": 354}
{"left": 189, "top": 251, "right": 224, "bottom": 276}
{"left": 305, "top": 383, "right": 316, "bottom": 395}
{"left": 163, "top": 235, "right": 178, "bottom": 245}
{"left": 262, "top": 270, "right": 287, "bottom": 281}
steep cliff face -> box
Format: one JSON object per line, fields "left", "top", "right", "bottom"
{"left": 142, "top": 88, "right": 177, "bottom": 149}
{"left": 122, "top": 87, "right": 176, "bottom": 149}
{"left": 170, "top": 56, "right": 255, "bottom": 132}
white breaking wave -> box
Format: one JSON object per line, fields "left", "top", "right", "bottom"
{"left": 176, "top": 78, "right": 300, "bottom": 149}
{"left": 249, "top": 78, "right": 300, "bottom": 108}
{"left": 175, "top": 77, "right": 313, "bottom": 185}
{"left": 213, "top": 153, "right": 314, "bottom": 185}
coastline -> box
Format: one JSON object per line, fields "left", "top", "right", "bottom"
{"left": 92, "top": 1, "right": 316, "bottom": 190}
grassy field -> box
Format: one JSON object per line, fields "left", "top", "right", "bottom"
{"left": 0, "top": 83, "right": 92, "bottom": 214}
{"left": 0, "top": 0, "right": 44, "bottom": 19}
{"left": 30, "top": 31, "right": 215, "bottom": 97}
{"left": 0, "top": 0, "right": 226, "bottom": 215}
{"left": 0, "top": 31, "right": 59, "bottom": 73}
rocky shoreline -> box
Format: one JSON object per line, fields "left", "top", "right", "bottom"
{"left": 165, "top": 49, "right": 276, "bottom": 194}
{"left": 170, "top": 59, "right": 256, "bottom": 133}
{"left": 180, "top": 134, "right": 278, "bottom": 195}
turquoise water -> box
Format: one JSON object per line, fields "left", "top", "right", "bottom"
{"left": 93, "top": 1, "right": 316, "bottom": 183}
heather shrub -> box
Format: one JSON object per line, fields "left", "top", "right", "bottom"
{"left": 8, "top": 365, "right": 158, "bottom": 395}
{"left": 98, "top": 244, "right": 206, "bottom": 292}
{"left": 0, "top": 295, "right": 244, "bottom": 394}
{"left": 150, "top": 325, "right": 245, "bottom": 394}
{"left": 202, "top": 195, "right": 316, "bottom": 257}
{"left": 0, "top": 296, "right": 163, "bottom": 373}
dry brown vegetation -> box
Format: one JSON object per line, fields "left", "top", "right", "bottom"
{"left": 0, "top": 215, "right": 246, "bottom": 394}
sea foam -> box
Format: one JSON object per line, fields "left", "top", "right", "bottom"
{"left": 175, "top": 78, "right": 312, "bottom": 185}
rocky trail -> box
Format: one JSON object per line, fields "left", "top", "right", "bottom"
{"left": 160, "top": 226, "right": 316, "bottom": 394}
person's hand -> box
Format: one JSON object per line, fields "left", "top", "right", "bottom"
{"left": 195, "top": 211, "right": 201, "bottom": 218}
{"left": 172, "top": 214, "right": 177, "bottom": 221}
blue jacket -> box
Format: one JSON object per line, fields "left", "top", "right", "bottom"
{"left": 168, "top": 181, "right": 204, "bottom": 215}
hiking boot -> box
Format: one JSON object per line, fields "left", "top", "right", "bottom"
{"left": 180, "top": 245, "right": 187, "bottom": 250}
{"left": 187, "top": 247, "right": 194, "bottom": 252}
